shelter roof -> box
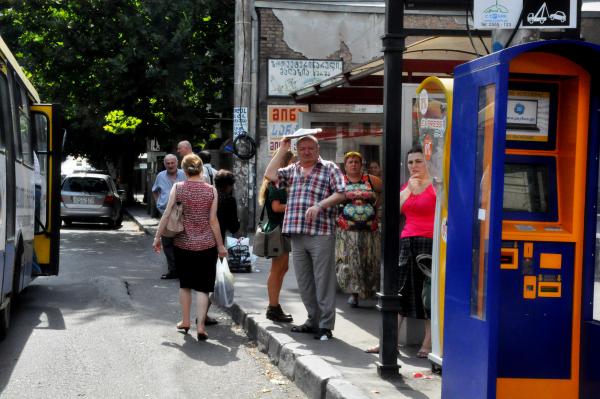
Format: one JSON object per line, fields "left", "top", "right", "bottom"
{"left": 291, "top": 35, "right": 491, "bottom": 105}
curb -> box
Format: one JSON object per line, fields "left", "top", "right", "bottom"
{"left": 227, "top": 302, "right": 371, "bottom": 399}
{"left": 124, "top": 209, "right": 155, "bottom": 236}
{"left": 127, "top": 208, "right": 370, "bottom": 399}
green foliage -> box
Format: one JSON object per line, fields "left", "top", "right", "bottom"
{"left": 103, "top": 110, "right": 142, "bottom": 135}
{"left": 0, "top": 0, "right": 234, "bottom": 167}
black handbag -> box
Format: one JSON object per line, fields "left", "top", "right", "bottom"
{"left": 253, "top": 205, "right": 285, "bottom": 258}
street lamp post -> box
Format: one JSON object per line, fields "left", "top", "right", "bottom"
{"left": 377, "top": 0, "right": 404, "bottom": 378}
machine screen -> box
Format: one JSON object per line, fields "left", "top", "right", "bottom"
{"left": 503, "top": 157, "right": 558, "bottom": 222}
{"left": 504, "top": 163, "right": 550, "bottom": 213}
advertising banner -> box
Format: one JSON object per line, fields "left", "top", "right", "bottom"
{"left": 267, "top": 105, "right": 309, "bottom": 155}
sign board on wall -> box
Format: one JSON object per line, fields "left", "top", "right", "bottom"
{"left": 474, "top": 0, "right": 576, "bottom": 29}
{"left": 268, "top": 59, "right": 343, "bottom": 97}
{"left": 233, "top": 107, "right": 248, "bottom": 138}
{"left": 267, "top": 105, "right": 309, "bottom": 155}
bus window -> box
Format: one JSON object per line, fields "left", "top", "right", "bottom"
{"left": 0, "top": 73, "right": 8, "bottom": 150}
{"left": 33, "top": 113, "right": 48, "bottom": 232}
{"left": 14, "top": 83, "right": 32, "bottom": 166}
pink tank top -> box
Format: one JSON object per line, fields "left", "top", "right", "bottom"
{"left": 173, "top": 181, "right": 217, "bottom": 251}
{"left": 400, "top": 183, "right": 436, "bottom": 239}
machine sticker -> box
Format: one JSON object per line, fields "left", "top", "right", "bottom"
{"left": 478, "top": 208, "right": 486, "bottom": 221}
{"left": 506, "top": 90, "right": 551, "bottom": 142}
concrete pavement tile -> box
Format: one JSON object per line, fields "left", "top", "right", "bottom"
{"left": 325, "top": 379, "right": 371, "bottom": 399}
{"left": 295, "top": 355, "right": 343, "bottom": 399}
{"left": 267, "top": 332, "right": 296, "bottom": 365}
{"left": 256, "top": 322, "right": 271, "bottom": 352}
{"left": 244, "top": 314, "right": 259, "bottom": 340}
{"left": 278, "top": 342, "right": 314, "bottom": 379}
{"left": 228, "top": 302, "right": 247, "bottom": 327}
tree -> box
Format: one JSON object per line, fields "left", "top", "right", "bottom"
{"left": 0, "top": 0, "right": 234, "bottom": 196}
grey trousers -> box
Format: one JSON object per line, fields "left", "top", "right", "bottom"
{"left": 161, "top": 236, "right": 177, "bottom": 273}
{"left": 290, "top": 234, "right": 336, "bottom": 330}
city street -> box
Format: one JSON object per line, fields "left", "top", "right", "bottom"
{"left": 0, "top": 219, "right": 304, "bottom": 398}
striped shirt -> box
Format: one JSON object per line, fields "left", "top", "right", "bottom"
{"left": 277, "top": 157, "right": 345, "bottom": 235}
{"left": 173, "top": 181, "right": 217, "bottom": 251}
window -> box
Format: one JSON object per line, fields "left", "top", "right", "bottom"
{"left": 470, "top": 84, "right": 496, "bottom": 320}
{"left": 62, "top": 177, "right": 109, "bottom": 193}
{"left": 34, "top": 113, "right": 49, "bottom": 232}
{"left": 14, "top": 81, "right": 32, "bottom": 165}
{"left": 594, "top": 173, "right": 600, "bottom": 321}
{"left": 0, "top": 73, "right": 9, "bottom": 150}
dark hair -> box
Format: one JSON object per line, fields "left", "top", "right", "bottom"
{"left": 214, "top": 169, "right": 235, "bottom": 190}
{"left": 199, "top": 150, "right": 211, "bottom": 164}
{"left": 407, "top": 144, "right": 423, "bottom": 158}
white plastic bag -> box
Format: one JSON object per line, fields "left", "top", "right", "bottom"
{"left": 213, "top": 257, "right": 235, "bottom": 308}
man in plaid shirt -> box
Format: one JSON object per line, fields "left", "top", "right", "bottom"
{"left": 265, "top": 135, "right": 346, "bottom": 341}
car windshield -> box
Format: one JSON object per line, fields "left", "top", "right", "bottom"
{"left": 62, "top": 177, "right": 109, "bottom": 193}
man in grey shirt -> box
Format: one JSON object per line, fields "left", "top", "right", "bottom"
{"left": 152, "top": 154, "right": 186, "bottom": 279}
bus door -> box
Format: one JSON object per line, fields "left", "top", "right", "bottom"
{"left": 30, "top": 104, "right": 61, "bottom": 276}
{"left": 0, "top": 65, "right": 16, "bottom": 300}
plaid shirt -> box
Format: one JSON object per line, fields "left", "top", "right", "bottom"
{"left": 278, "top": 157, "right": 345, "bottom": 235}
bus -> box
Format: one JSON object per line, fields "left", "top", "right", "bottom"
{"left": 0, "top": 35, "right": 62, "bottom": 339}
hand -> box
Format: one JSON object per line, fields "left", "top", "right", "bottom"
{"left": 217, "top": 244, "right": 228, "bottom": 258}
{"left": 279, "top": 137, "right": 291, "bottom": 151}
{"left": 152, "top": 237, "right": 162, "bottom": 253}
{"left": 407, "top": 175, "right": 424, "bottom": 194}
{"left": 306, "top": 205, "right": 321, "bottom": 222}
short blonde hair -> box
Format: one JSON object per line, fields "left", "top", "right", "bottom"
{"left": 181, "top": 154, "right": 203, "bottom": 176}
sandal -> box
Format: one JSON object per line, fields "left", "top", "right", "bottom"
{"left": 290, "top": 323, "right": 317, "bottom": 333}
{"left": 417, "top": 349, "right": 430, "bottom": 358}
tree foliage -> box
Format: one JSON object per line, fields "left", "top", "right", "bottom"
{"left": 0, "top": 0, "right": 234, "bottom": 167}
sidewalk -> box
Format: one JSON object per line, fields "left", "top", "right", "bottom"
{"left": 126, "top": 204, "right": 441, "bottom": 399}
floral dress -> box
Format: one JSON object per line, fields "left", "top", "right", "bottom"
{"left": 335, "top": 174, "right": 381, "bottom": 299}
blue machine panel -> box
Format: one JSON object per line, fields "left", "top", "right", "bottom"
{"left": 498, "top": 241, "right": 573, "bottom": 379}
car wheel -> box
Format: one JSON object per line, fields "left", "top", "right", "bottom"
{"left": 0, "top": 298, "right": 10, "bottom": 341}
{"left": 115, "top": 213, "right": 123, "bottom": 227}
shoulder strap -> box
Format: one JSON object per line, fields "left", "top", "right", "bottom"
{"left": 259, "top": 203, "right": 266, "bottom": 222}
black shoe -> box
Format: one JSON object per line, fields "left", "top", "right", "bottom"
{"left": 161, "top": 272, "right": 178, "bottom": 280}
{"left": 314, "top": 328, "right": 333, "bottom": 341}
{"left": 196, "top": 316, "right": 218, "bottom": 326}
{"left": 266, "top": 305, "right": 293, "bottom": 323}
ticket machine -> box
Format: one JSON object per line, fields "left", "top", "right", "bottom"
{"left": 442, "top": 40, "right": 600, "bottom": 399}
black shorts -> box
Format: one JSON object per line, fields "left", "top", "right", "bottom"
{"left": 174, "top": 246, "right": 218, "bottom": 293}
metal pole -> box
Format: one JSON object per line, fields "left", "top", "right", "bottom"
{"left": 233, "top": 0, "right": 254, "bottom": 234}
{"left": 377, "top": 0, "right": 404, "bottom": 378}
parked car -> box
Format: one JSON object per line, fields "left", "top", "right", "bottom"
{"left": 61, "top": 173, "right": 123, "bottom": 228}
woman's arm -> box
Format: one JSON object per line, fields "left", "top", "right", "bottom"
{"left": 369, "top": 174, "right": 383, "bottom": 208}
{"left": 271, "top": 199, "right": 286, "bottom": 213}
{"left": 209, "top": 187, "right": 228, "bottom": 257}
{"left": 152, "top": 184, "right": 178, "bottom": 252}
{"left": 400, "top": 186, "right": 411, "bottom": 212}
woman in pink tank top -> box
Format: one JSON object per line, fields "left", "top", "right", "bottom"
{"left": 153, "top": 154, "right": 227, "bottom": 341}
{"left": 398, "top": 145, "right": 435, "bottom": 358}
{"left": 366, "top": 145, "right": 436, "bottom": 357}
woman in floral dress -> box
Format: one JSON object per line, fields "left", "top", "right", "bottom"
{"left": 335, "top": 151, "right": 382, "bottom": 308}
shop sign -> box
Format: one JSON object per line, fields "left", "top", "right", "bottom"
{"left": 267, "top": 105, "right": 309, "bottom": 155}
{"left": 268, "top": 59, "right": 343, "bottom": 97}
{"left": 474, "top": 0, "right": 576, "bottom": 29}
